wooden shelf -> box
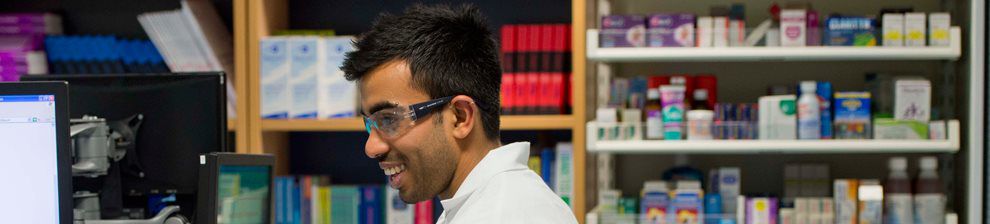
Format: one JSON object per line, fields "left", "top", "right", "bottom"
{"left": 587, "top": 120, "right": 960, "bottom": 154}
{"left": 259, "top": 115, "right": 580, "bottom": 132}
{"left": 227, "top": 118, "right": 236, "bottom": 131}
{"left": 587, "top": 27, "right": 961, "bottom": 62}
{"left": 261, "top": 117, "right": 364, "bottom": 131}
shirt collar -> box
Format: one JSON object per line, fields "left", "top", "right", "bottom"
{"left": 439, "top": 142, "right": 531, "bottom": 213}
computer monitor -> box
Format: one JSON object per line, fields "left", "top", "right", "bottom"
{"left": 0, "top": 81, "right": 73, "bottom": 224}
{"left": 196, "top": 153, "right": 274, "bottom": 224}
{"left": 22, "top": 73, "right": 227, "bottom": 218}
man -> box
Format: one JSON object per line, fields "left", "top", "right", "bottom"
{"left": 341, "top": 4, "right": 578, "bottom": 224}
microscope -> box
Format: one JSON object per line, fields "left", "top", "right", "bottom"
{"left": 70, "top": 115, "right": 190, "bottom": 224}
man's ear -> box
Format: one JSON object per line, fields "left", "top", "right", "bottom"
{"left": 449, "top": 95, "right": 476, "bottom": 139}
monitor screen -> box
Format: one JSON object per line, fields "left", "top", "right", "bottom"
{"left": 0, "top": 94, "right": 60, "bottom": 223}
{"left": 217, "top": 165, "right": 270, "bottom": 224}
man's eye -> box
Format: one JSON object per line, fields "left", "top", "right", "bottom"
{"left": 380, "top": 115, "right": 398, "bottom": 126}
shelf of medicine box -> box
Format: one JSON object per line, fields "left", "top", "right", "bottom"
{"left": 585, "top": 120, "right": 960, "bottom": 154}
{"left": 259, "top": 115, "right": 579, "bottom": 132}
{"left": 585, "top": 207, "right": 736, "bottom": 224}
{"left": 586, "top": 27, "right": 961, "bottom": 62}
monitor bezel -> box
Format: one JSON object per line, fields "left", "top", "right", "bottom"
{"left": 0, "top": 81, "right": 73, "bottom": 224}
{"left": 196, "top": 152, "right": 275, "bottom": 224}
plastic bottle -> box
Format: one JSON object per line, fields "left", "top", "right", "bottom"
{"left": 914, "top": 156, "right": 945, "bottom": 224}
{"left": 797, "top": 81, "right": 821, "bottom": 139}
{"left": 640, "top": 181, "right": 671, "bottom": 223}
{"left": 884, "top": 157, "right": 913, "bottom": 224}
{"left": 645, "top": 87, "right": 664, "bottom": 140}
{"left": 671, "top": 180, "right": 704, "bottom": 224}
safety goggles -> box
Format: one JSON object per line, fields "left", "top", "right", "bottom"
{"left": 363, "top": 96, "right": 454, "bottom": 139}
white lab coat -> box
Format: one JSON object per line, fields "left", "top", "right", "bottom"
{"left": 436, "top": 142, "right": 578, "bottom": 224}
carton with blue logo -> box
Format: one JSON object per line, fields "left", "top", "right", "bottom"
{"left": 289, "top": 37, "right": 324, "bottom": 118}
{"left": 260, "top": 37, "right": 290, "bottom": 119}
{"left": 320, "top": 37, "right": 357, "bottom": 118}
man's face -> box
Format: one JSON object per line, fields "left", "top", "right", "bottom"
{"left": 359, "top": 60, "right": 458, "bottom": 203}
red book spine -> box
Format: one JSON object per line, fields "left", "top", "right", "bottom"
{"left": 539, "top": 24, "right": 553, "bottom": 114}
{"left": 500, "top": 25, "right": 516, "bottom": 115}
{"left": 514, "top": 25, "right": 530, "bottom": 115}
{"left": 526, "top": 24, "right": 541, "bottom": 114}
{"left": 563, "top": 24, "right": 573, "bottom": 113}
{"left": 548, "top": 24, "right": 564, "bottom": 114}
{"left": 414, "top": 200, "right": 433, "bottom": 224}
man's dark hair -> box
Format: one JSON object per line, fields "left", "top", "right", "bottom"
{"left": 342, "top": 4, "right": 501, "bottom": 140}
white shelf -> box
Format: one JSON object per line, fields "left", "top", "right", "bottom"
{"left": 586, "top": 120, "right": 960, "bottom": 154}
{"left": 586, "top": 27, "right": 962, "bottom": 62}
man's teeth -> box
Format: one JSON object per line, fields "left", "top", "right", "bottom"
{"left": 384, "top": 165, "right": 406, "bottom": 176}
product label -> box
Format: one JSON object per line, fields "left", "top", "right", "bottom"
{"left": 673, "top": 193, "right": 701, "bottom": 224}
{"left": 885, "top": 194, "right": 912, "bottom": 224}
{"left": 646, "top": 110, "right": 663, "bottom": 139}
{"left": 797, "top": 102, "right": 820, "bottom": 139}
{"left": 914, "top": 194, "right": 945, "bottom": 224}
{"left": 641, "top": 192, "right": 670, "bottom": 224}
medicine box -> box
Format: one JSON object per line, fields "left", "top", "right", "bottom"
{"left": 647, "top": 13, "right": 695, "bottom": 47}
{"left": 882, "top": 13, "right": 904, "bottom": 47}
{"left": 824, "top": 16, "right": 876, "bottom": 46}
{"left": 929, "top": 13, "right": 951, "bottom": 47}
{"left": 260, "top": 37, "right": 291, "bottom": 119}
{"left": 780, "top": 9, "right": 807, "bottom": 47}
{"left": 894, "top": 78, "right": 931, "bottom": 122}
{"left": 904, "top": 13, "right": 926, "bottom": 47}
{"left": 834, "top": 91, "right": 871, "bottom": 139}
{"left": 601, "top": 15, "right": 646, "bottom": 47}
{"left": 321, "top": 37, "right": 358, "bottom": 118}
{"left": 288, "top": 37, "right": 324, "bottom": 119}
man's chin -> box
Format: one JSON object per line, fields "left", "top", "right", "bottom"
{"left": 399, "top": 190, "right": 432, "bottom": 204}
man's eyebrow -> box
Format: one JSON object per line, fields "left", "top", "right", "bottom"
{"left": 365, "top": 101, "right": 399, "bottom": 116}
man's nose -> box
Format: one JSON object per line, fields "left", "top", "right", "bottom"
{"left": 365, "top": 130, "right": 390, "bottom": 159}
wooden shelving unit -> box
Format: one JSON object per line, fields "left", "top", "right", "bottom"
{"left": 243, "top": 0, "right": 589, "bottom": 221}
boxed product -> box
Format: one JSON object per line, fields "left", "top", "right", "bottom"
{"left": 824, "top": 16, "right": 877, "bottom": 46}
{"left": 780, "top": 9, "right": 807, "bottom": 47}
{"left": 696, "top": 17, "right": 714, "bottom": 47}
{"left": 601, "top": 15, "right": 646, "bottom": 47}
{"left": 288, "top": 37, "right": 324, "bottom": 118}
{"left": 713, "top": 17, "right": 729, "bottom": 47}
{"left": 929, "top": 13, "right": 951, "bottom": 47}
{"left": 904, "top": 13, "right": 926, "bottom": 47}
{"left": 894, "top": 79, "right": 931, "bottom": 122}
{"left": 834, "top": 91, "right": 872, "bottom": 139}
{"left": 858, "top": 183, "right": 884, "bottom": 224}
{"left": 758, "top": 95, "right": 797, "bottom": 139}
{"left": 260, "top": 37, "right": 291, "bottom": 119}
{"left": 874, "top": 118, "right": 928, "bottom": 139}
{"left": 647, "top": 13, "right": 695, "bottom": 47}
{"left": 746, "top": 197, "right": 778, "bottom": 224}
{"left": 929, "top": 120, "right": 947, "bottom": 140}
{"left": 834, "top": 179, "right": 859, "bottom": 224}
{"left": 882, "top": 13, "right": 905, "bottom": 47}
{"left": 321, "top": 37, "right": 358, "bottom": 118}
